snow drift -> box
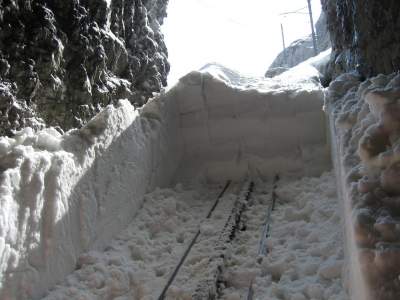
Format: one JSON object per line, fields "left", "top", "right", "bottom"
{"left": 0, "top": 63, "right": 330, "bottom": 299}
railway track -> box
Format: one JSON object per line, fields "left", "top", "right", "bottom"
{"left": 246, "top": 174, "right": 279, "bottom": 300}
{"left": 192, "top": 181, "right": 254, "bottom": 300}
{"left": 157, "top": 180, "right": 255, "bottom": 299}
{"left": 258, "top": 174, "right": 280, "bottom": 256}
{"left": 43, "top": 173, "right": 347, "bottom": 300}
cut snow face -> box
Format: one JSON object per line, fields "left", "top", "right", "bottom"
{"left": 0, "top": 61, "right": 332, "bottom": 299}
{"left": 327, "top": 72, "right": 400, "bottom": 300}
{"left": 174, "top": 62, "right": 330, "bottom": 182}
{"left": 0, "top": 99, "right": 183, "bottom": 300}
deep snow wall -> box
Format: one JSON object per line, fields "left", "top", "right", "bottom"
{"left": 322, "top": 0, "right": 400, "bottom": 80}
{"left": 174, "top": 64, "right": 331, "bottom": 182}
{"left": 0, "top": 96, "right": 182, "bottom": 299}
{"left": 327, "top": 72, "right": 400, "bottom": 300}
{"left": 0, "top": 0, "right": 169, "bottom": 136}
{"left": 323, "top": 1, "right": 400, "bottom": 298}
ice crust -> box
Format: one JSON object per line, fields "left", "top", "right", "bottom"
{"left": 327, "top": 72, "right": 400, "bottom": 300}
{"left": 0, "top": 61, "right": 330, "bottom": 299}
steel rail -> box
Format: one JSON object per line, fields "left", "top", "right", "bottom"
{"left": 157, "top": 180, "right": 231, "bottom": 300}
{"left": 258, "top": 174, "right": 280, "bottom": 256}
{"left": 193, "top": 181, "right": 255, "bottom": 300}
{"left": 247, "top": 174, "right": 280, "bottom": 300}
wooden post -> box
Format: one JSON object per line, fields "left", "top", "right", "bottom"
{"left": 307, "top": 0, "right": 318, "bottom": 55}
{"left": 280, "top": 23, "right": 287, "bottom": 66}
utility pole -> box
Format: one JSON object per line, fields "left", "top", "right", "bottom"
{"left": 280, "top": 23, "right": 287, "bottom": 66}
{"left": 307, "top": 0, "right": 318, "bottom": 55}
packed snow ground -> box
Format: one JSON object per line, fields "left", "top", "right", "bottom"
{"left": 42, "top": 172, "right": 348, "bottom": 300}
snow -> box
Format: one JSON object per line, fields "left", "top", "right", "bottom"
{"left": 0, "top": 59, "right": 331, "bottom": 299}
{"left": 0, "top": 98, "right": 183, "bottom": 300}
{"left": 219, "top": 172, "right": 348, "bottom": 300}
{"left": 41, "top": 172, "right": 348, "bottom": 300}
{"left": 173, "top": 62, "right": 330, "bottom": 182}
{"left": 327, "top": 71, "right": 400, "bottom": 299}
{"left": 165, "top": 182, "right": 245, "bottom": 299}
{"left": 42, "top": 183, "right": 221, "bottom": 299}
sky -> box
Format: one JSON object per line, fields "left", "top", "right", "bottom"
{"left": 162, "top": 0, "right": 322, "bottom": 85}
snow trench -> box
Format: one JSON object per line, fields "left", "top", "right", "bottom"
{"left": 0, "top": 63, "right": 331, "bottom": 299}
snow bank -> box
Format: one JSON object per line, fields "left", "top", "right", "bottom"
{"left": 0, "top": 97, "right": 182, "bottom": 299}
{"left": 174, "top": 63, "right": 330, "bottom": 182}
{"left": 326, "top": 72, "right": 400, "bottom": 300}
{"left": 42, "top": 184, "right": 220, "bottom": 300}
